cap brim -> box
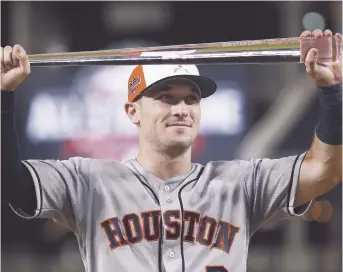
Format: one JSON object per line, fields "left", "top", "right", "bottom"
{"left": 137, "top": 75, "right": 217, "bottom": 100}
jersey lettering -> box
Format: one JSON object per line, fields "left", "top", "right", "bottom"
{"left": 100, "top": 217, "right": 128, "bottom": 249}
{"left": 183, "top": 210, "right": 200, "bottom": 243}
{"left": 100, "top": 210, "right": 239, "bottom": 254}
{"left": 123, "top": 213, "right": 143, "bottom": 244}
{"left": 164, "top": 210, "right": 181, "bottom": 239}
{"left": 141, "top": 210, "right": 161, "bottom": 242}
{"left": 212, "top": 221, "right": 240, "bottom": 254}
{"left": 197, "top": 216, "right": 217, "bottom": 246}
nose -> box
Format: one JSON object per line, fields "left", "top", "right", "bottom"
{"left": 171, "top": 100, "right": 189, "bottom": 118}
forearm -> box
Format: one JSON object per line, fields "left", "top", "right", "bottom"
{"left": 312, "top": 83, "right": 342, "bottom": 181}
{"left": 297, "top": 84, "right": 342, "bottom": 205}
{"left": 309, "top": 135, "right": 342, "bottom": 180}
{"left": 298, "top": 136, "right": 342, "bottom": 203}
{"left": 1, "top": 91, "right": 36, "bottom": 214}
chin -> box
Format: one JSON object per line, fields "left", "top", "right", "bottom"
{"left": 166, "top": 136, "right": 195, "bottom": 149}
{"left": 159, "top": 128, "right": 198, "bottom": 149}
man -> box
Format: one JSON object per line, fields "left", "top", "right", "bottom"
{"left": 1, "top": 29, "right": 342, "bottom": 272}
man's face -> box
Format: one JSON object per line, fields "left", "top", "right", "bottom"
{"left": 129, "top": 79, "right": 202, "bottom": 152}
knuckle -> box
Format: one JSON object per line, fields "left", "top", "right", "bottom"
{"left": 301, "top": 31, "right": 311, "bottom": 37}
{"left": 3, "top": 59, "right": 11, "bottom": 65}
{"left": 13, "top": 44, "right": 22, "bottom": 49}
{"left": 13, "top": 44, "right": 23, "bottom": 54}
{"left": 4, "top": 45, "right": 13, "bottom": 52}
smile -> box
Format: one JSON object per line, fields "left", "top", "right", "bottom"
{"left": 168, "top": 124, "right": 191, "bottom": 127}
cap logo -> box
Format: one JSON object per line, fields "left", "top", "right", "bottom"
{"left": 173, "top": 65, "right": 189, "bottom": 75}
{"left": 129, "top": 76, "right": 141, "bottom": 94}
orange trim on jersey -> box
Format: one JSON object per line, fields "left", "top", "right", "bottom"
{"left": 140, "top": 210, "right": 161, "bottom": 242}
{"left": 227, "top": 224, "right": 240, "bottom": 254}
{"left": 212, "top": 221, "right": 225, "bottom": 251}
{"left": 122, "top": 213, "right": 144, "bottom": 245}
{"left": 197, "top": 216, "right": 217, "bottom": 247}
{"left": 211, "top": 221, "right": 240, "bottom": 254}
{"left": 163, "top": 210, "right": 181, "bottom": 240}
{"left": 183, "top": 210, "right": 201, "bottom": 243}
{"left": 100, "top": 217, "right": 128, "bottom": 250}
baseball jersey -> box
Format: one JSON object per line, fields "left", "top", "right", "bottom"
{"left": 13, "top": 153, "right": 310, "bottom": 272}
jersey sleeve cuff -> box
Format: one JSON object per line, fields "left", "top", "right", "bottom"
{"left": 9, "top": 161, "right": 43, "bottom": 219}
{"left": 286, "top": 152, "right": 312, "bottom": 216}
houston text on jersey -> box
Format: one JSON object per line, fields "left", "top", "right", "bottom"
{"left": 100, "top": 210, "right": 240, "bottom": 253}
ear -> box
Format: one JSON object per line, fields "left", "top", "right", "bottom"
{"left": 125, "top": 102, "right": 140, "bottom": 125}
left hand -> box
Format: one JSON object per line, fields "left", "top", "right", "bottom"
{"left": 302, "top": 29, "right": 342, "bottom": 87}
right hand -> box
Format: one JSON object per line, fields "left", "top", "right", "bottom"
{"left": 1, "top": 44, "right": 30, "bottom": 91}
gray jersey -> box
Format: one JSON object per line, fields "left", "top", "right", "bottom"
{"left": 13, "top": 153, "right": 310, "bottom": 272}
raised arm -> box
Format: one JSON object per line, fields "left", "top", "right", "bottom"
{"left": 296, "top": 29, "right": 342, "bottom": 206}
{"left": 1, "top": 45, "right": 89, "bottom": 232}
{"left": 1, "top": 45, "right": 37, "bottom": 215}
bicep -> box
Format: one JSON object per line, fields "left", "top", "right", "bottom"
{"left": 16, "top": 158, "right": 90, "bottom": 232}
{"left": 297, "top": 138, "right": 342, "bottom": 206}
{"left": 7, "top": 162, "right": 37, "bottom": 217}
{"left": 245, "top": 153, "right": 310, "bottom": 233}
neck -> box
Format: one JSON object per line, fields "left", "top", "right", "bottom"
{"left": 136, "top": 145, "right": 193, "bottom": 180}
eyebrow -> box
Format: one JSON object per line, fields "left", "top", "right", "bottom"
{"left": 143, "top": 82, "right": 201, "bottom": 100}
{"left": 155, "top": 84, "right": 199, "bottom": 93}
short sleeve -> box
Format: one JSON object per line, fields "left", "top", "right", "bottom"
{"left": 244, "top": 152, "right": 312, "bottom": 234}
{"left": 10, "top": 157, "right": 90, "bottom": 234}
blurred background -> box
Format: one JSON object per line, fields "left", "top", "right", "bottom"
{"left": 1, "top": 1, "right": 342, "bottom": 272}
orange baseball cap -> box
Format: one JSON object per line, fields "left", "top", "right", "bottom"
{"left": 127, "top": 64, "right": 217, "bottom": 102}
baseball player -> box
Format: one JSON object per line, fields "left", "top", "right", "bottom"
{"left": 1, "top": 29, "right": 342, "bottom": 272}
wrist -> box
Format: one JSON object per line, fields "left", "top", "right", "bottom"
{"left": 317, "top": 83, "right": 342, "bottom": 93}
{"left": 1, "top": 91, "right": 15, "bottom": 114}
{"left": 315, "top": 83, "right": 342, "bottom": 145}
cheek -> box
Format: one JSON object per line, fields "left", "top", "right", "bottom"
{"left": 191, "top": 106, "right": 201, "bottom": 123}
{"left": 141, "top": 108, "right": 165, "bottom": 128}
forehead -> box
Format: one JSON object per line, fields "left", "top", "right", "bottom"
{"left": 146, "top": 78, "right": 200, "bottom": 96}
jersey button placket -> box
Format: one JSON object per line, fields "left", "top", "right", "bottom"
{"left": 159, "top": 182, "right": 182, "bottom": 272}
{"left": 159, "top": 183, "right": 174, "bottom": 207}
{"left": 164, "top": 185, "right": 173, "bottom": 204}
{"left": 164, "top": 185, "right": 170, "bottom": 192}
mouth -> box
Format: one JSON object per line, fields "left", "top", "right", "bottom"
{"left": 167, "top": 123, "right": 191, "bottom": 127}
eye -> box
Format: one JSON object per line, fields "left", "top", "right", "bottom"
{"left": 158, "top": 94, "right": 172, "bottom": 101}
{"left": 186, "top": 95, "right": 199, "bottom": 104}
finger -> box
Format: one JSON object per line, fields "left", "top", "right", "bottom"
{"left": 0, "top": 47, "right": 4, "bottom": 71}
{"left": 334, "top": 33, "right": 343, "bottom": 64}
{"left": 312, "top": 29, "right": 324, "bottom": 39}
{"left": 12, "top": 44, "right": 22, "bottom": 68}
{"left": 305, "top": 48, "right": 318, "bottom": 77}
{"left": 335, "top": 33, "right": 343, "bottom": 43}
{"left": 300, "top": 30, "right": 312, "bottom": 38}
{"left": 3, "top": 46, "right": 13, "bottom": 69}
{"left": 323, "top": 29, "right": 333, "bottom": 37}
{"left": 15, "top": 45, "right": 30, "bottom": 76}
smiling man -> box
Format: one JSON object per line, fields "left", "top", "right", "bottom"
{"left": 1, "top": 29, "right": 342, "bottom": 272}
